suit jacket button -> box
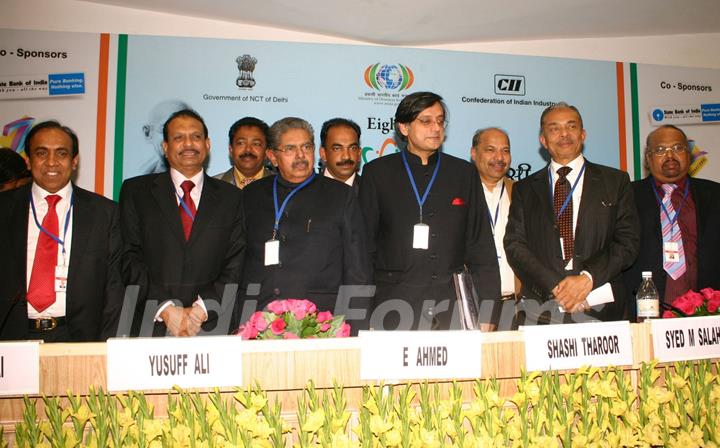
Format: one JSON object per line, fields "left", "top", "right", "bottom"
{"left": 273, "top": 288, "right": 281, "bottom": 296}
{"left": 431, "top": 273, "right": 438, "bottom": 280}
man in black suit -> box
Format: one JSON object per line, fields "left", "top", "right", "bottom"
{"left": 120, "top": 109, "right": 245, "bottom": 336}
{"left": 623, "top": 125, "right": 720, "bottom": 316}
{"left": 505, "top": 102, "right": 640, "bottom": 324}
{"left": 0, "top": 121, "right": 123, "bottom": 342}
{"left": 359, "top": 91, "right": 500, "bottom": 330}
{"left": 237, "top": 117, "right": 371, "bottom": 332}
{"left": 319, "top": 118, "right": 362, "bottom": 196}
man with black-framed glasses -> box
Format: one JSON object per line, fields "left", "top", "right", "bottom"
{"left": 235, "top": 117, "right": 372, "bottom": 333}
{"left": 623, "top": 124, "right": 720, "bottom": 316}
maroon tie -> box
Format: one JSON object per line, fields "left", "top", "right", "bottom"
{"left": 179, "top": 180, "right": 196, "bottom": 240}
{"left": 27, "top": 194, "right": 61, "bottom": 312}
{"left": 553, "top": 167, "right": 574, "bottom": 264}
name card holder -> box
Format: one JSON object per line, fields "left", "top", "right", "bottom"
{"left": 107, "top": 336, "right": 243, "bottom": 391}
{"left": 359, "top": 330, "right": 482, "bottom": 381}
{"left": 0, "top": 341, "right": 40, "bottom": 396}
{"left": 651, "top": 315, "right": 720, "bottom": 362}
{"left": 523, "top": 321, "right": 633, "bottom": 372}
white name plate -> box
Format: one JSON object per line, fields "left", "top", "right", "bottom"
{"left": 0, "top": 341, "right": 40, "bottom": 396}
{"left": 107, "top": 336, "right": 243, "bottom": 391}
{"left": 651, "top": 315, "right": 720, "bottom": 362}
{"left": 523, "top": 321, "right": 633, "bottom": 372}
{"left": 359, "top": 330, "right": 482, "bottom": 380}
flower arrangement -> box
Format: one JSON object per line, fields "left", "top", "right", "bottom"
{"left": 10, "top": 361, "right": 720, "bottom": 447}
{"left": 663, "top": 288, "right": 720, "bottom": 318}
{"left": 236, "top": 299, "right": 351, "bottom": 340}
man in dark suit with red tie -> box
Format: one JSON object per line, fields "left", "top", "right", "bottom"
{"left": 0, "top": 121, "right": 123, "bottom": 342}
{"left": 505, "top": 103, "right": 640, "bottom": 324}
{"left": 623, "top": 125, "right": 720, "bottom": 317}
{"left": 119, "top": 109, "right": 245, "bottom": 336}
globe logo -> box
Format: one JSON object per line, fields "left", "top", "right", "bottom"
{"left": 364, "top": 63, "right": 415, "bottom": 91}
{"left": 652, "top": 108, "right": 665, "bottom": 122}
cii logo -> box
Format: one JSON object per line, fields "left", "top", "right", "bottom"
{"left": 364, "top": 64, "right": 414, "bottom": 91}
{"left": 494, "top": 74, "right": 525, "bottom": 96}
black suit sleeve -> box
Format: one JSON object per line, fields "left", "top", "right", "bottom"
{"left": 99, "top": 202, "right": 125, "bottom": 340}
{"left": 341, "top": 187, "right": 372, "bottom": 286}
{"left": 358, "top": 163, "right": 379, "bottom": 270}
{"left": 118, "top": 180, "right": 151, "bottom": 306}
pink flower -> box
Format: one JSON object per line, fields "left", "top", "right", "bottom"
{"left": 287, "top": 299, "right": 317, "bottom": 320}
{"left": 336, "top": 322, "right": 351, "bottom": 338}
{"left": 270, "top": 318, "right": 286, "bottom": 335}
{"left": 320, "top": 323, "right": 331, "bottom": 332}
{"left": 662, "top": 310, "right": 676, "bottom": 319}
{"left": 266, "top": 300, "right": 289, "bottom": 314}
{"left": 317, "top": 311, "right": 333, "bottom": 323}
{"left": 707, "top": 291, "right": 720, "bottom": 314}
{"left": 283, "top": 332, "right": 299, "bottom": 339}
{"left": 684, "top": 290, "right": 705, "bottom": 310}
{"left": 238, "top": 324, "right": 259, "bottom": 340}
{"left": 671, "top": 295, "right": 698, "bottom": 316}
{"left": 700, "top": 288, "right": 716, "bottom": 300}
{"left": 248, "top": 312, "right": 268, "bottom": 332}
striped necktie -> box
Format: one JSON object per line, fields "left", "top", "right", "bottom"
{"left": 661, "top": 183, "right": 686, "bottom": 280}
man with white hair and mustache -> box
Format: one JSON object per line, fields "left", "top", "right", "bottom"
{"left": 471, "top": 127, "right": 520, "bottom": 305}
{"left": 235, "top": 117, "right": 371, "bottom": 332}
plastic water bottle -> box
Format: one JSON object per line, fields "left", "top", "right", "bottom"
{"left": 636, "top": 271, "right": 660, "bottom": 322}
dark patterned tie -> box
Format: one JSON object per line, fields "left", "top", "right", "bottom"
{"left": 553, "top": 167, "right": 573, "bottom": 264}
{"left": 179, "top": 180, "right": 196, "bottom": 240}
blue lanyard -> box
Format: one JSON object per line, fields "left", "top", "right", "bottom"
{"left": 401, "top": 151, "right": 441, "bottom": 222}
{"left": 488, "top": 181, "right": 505, "bottom": 234}
{"left": 547, "top": 162, "right": 586, "bottom": 220}
{"left": 650, "top": 178, "right": 689, "bottom": 227}
{"left": 272, "top": 173, "right": 316, "bottom": 238}
{"left": 175, "top": 190, "right": 196, "bottom": 222}
{"left": 29, "top": 190, "right": 74, "bottom": 259}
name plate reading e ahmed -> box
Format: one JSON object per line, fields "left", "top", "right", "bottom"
{"left": 359, "top": 330, "right": 482, "bottom": 380}
{"left": 0, "top": 341, "right": 40, "bottom": 396}
{"left": 523, "top": 321, "right": 633, "bottom": 372}
{"left": 651, "top": 315, "right": 720, "bottom": 362}
{"left": 107, "top": 336, "right": 243, "bottom": 392}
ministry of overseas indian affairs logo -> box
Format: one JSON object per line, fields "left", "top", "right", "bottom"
{"left": 364, "top": 63, "right": 414, "bottom": 91}
{"left": 236, "top": 54, "right": 257, "bottom": 89}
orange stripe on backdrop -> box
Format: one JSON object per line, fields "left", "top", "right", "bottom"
{"left": 94, "top": 34, "right": 110, "bottom": 195}
{"left": 615, "top": 62, "right": 628, "bottom": 173}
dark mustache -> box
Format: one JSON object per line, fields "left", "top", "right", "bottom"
{"left": 238, "top": 153, "right": 257, "bottom": 160}
{"left": 336, "top": 159, "right": 356, "bottom": 166}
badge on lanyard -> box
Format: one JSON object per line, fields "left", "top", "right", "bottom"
{"left": 401, "top": 151, "right": 441, "bottom": 251}
{"left": 663, "top": 241, "right": 680, "bottom": 263}
{"left": 55, "top": 265, "right": 69, "bottom": 292}
{"left": 265, "top": 239, "right": 280, "bottom": 266}
{"left": 413, "top": 223, "right": 429, "bottom": 249}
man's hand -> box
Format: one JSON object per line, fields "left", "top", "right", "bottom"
{"left": 184, "top": 303, "right": 208, "bottom": 336}
{"left": 159, "top": 305, "right": 189, "bottom": 336}
{"left": 552, "top": 275, "right": 593, "bottom": 312}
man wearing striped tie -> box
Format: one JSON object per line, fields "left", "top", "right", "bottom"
{"left": 624, "top": 125, "right": 720, "bottom": 318}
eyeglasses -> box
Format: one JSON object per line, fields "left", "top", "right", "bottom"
{"left": 274, "top": 143, "right": 314, "bottom": 156}
{"left": 648, "top": 144, "right": 687, "bottom": 157}
{"left": 414, "top": 117, "right": 448, "bottom": 129}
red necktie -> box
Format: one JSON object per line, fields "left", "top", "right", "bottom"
{"left": 553, "top": 166, "right": 574, "bottom": 264}
{"left": 179, "top": 180, "right": 196, "bottom": 240}
{"left": 27, "top": 194, "right": 61, "bottom": 312}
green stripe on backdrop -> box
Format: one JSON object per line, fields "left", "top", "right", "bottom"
{"left": 630, "top": 63, "right": 641, "bottom": 180}
{"left": 113, "top": 34, "right": 128, "bottom": 200}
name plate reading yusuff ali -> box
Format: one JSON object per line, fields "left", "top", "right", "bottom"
{"left": 0, "top": 341, "right": 40, "bottom": 396}
{"left": 523, "top": 321, "right": 633, "bottom": 372}
{"left": 651, "top": 315, "right": 720, "bottom": 362}
{"left": 359, "top": 330, "right": 482, "bottom": 380}
{"left": 107, "top": 336, "right": 243, "bottom": 391}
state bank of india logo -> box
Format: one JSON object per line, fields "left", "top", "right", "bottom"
{"left": 364, "top": 64, "right": 414, "bottom": 91}
{"left": 236, "top": 54, "right": 257, "bottom": 89}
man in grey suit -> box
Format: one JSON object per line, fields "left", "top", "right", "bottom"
{"left": 214, "top": 117, "right": 273, "bottom": 189}
{"left": 505, "top": 102, "right": 640, "bottom": 324}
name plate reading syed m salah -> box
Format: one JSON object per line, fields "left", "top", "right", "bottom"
{"left": 651, "top": 315, "right": 720, "bottom": 362}
{"left": 359, "top": 330, "right": 482, "bottom": 380}
{"left": 523, "top": 321, "right": 633, "bottom": 371}
{"left": 0, "top": 341, "right": 40, "bottom": 396}
{"left": 107, "top": 336, "right": 243, "bottom": 391}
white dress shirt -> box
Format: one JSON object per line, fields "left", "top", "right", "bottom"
{"left": 323, "top": 168, "right": 356, "bottom": 186}
{"left": 482, "top": 180, "right": 515, "bottom": 296}
{"left": 26, "top": 182, "right": 74, "bottom": 318}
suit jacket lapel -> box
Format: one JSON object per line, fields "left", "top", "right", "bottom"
{"left": 187, "top": 175, "right": 220, "bottom": 246}
{"left": 690, "top": 178, "right": 708, "bottom": 237}
{"left": 152, "top": 173, "right": 186, "bottom": 244}
{"left": 575, "top": 162, "right": 602, "bottom": 249}
{"left": 530, "top": 165, "right": 555, "bottom": 224}
{"left": 13, "top": 185, "right": 31, "bottom": 295}
{"left": 67, "top": 187, "right": 91, "bottom": 316}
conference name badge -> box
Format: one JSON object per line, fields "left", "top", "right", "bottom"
{"left": 265, "top": 239, "right": 280, "bottom": 266}
{"left": 413, "top": 223, "right": 429, "bottom": 250}
{"left": 54, "top": 265, "right": 68, "bottom": 293}
{"left": 663, "top": 241, "right": 680, "bottom": 263}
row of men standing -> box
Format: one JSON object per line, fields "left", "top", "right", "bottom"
{"left": 1, "top": 91, "right": 719, "bottom": 341}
